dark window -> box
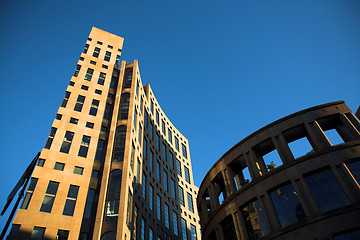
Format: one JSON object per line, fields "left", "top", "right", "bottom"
{"left": 171, "top": 179, "right": 176, "bottom": 199}
{"left": 60, "top": 131, "right": 74, "bottom": 154}
{"left": 163, "top": 170, "right": 168, "bottom": 191}
{"left": 242, "top": 199, "right": 268, "bottom": 238}
{"left": 115, "top": 55, "right": 120, "bottom": 65}
{"left": 79, "top": 57, "right": 84, "bottom": 61}
{"left": 181, "top": 219, "right": 187, "bottom": 240}
{"left": 112, "top": 126, "right": 127, "bottom": 162}
{"left": 184, "top": 166, "right": 190, "bottom": 184}
{"left": 177, "top": 160, "right": 182, "bottom": 176}
{"left": 169, "top": 152, "right": 174, "bottom": 169}
{"left": 156, "top": 111, "right": 159, "bottom": 124}
{"left": 143, "top": 138, "right": 147, "bottom": 160}
{"left": 179, "top": 186, "right": 184, "bottom": 206}
{"left": 93, "top": 47, "right": 100, "bottom": 57}
{"left": 108, "top": 45, "right": 113, "bottom": 49}
{"left": 78, "top": 135, "right": 91, "bottom": 158}
{"left": 119, "top": 93, "right": 130, "bottom": 120}
{"left": 104, "top": 51, "right": 111, "bottom": 62}
{"left": 187, "top": 193, "right": 194, "bottom": 212}
{"left": 83, "top": 44, "right": 89, "bottom": 54}
{"left": 84, "top": 68, "right": 94, "bottom": 81}
{"left": 54, "top": 162, "right": 65, "bottom": 171}
{"left": 347, "top": 160, "right": 360, "bottom": 184}
{"left": 334, "top": 229, "right": 360, "bottom": 240}
{"left": 103, "top": 104, "right": 111, "bottom": 120}
{"left": 168, "top": 129, "right": 172, "bottom": 143}
{"left": 40, "top": 181, "right": 59, "bottom": 213}
{"left": 150, "top": 100, "right": 154, "bottom": 113}
{"left": 97, "top": 41, "right": 102, "bottom": 45}
{"left": 156, "top": 161, "right": 161, "bottom": 182}
{"left": 81, "top": 85, "right": 89, "bottom": 91}
{"left": 84, "top": 189, "right": 95, "bottom": 218}
{"left": 56, "top": 114, "right": 62, "bottom": 120}
{"left": 9, "top": 224, "right": 20, "bottom": 237}
{"left": 56, "top": 230, "right": 69, "bottom": 240}
{"left": 70, "top": 117, "right": 79, "bottom": 124}
{"left": 73, "top": 166, "right": 84, "bottom": 175}
{"left": 89, "top": 99, "right": 99, "bottom": 116}
{"left": 182, "top": 144, "right": 188, "bottom": 159}
{"left": 63, "top": 185, "right": 79, "bottom": 216}
{"left": 20, "top": 178, "right": 38, "bottom": 209}
{"left": 175, "top": 137, "right": 179, "bottom": 151}
{"left": 86, "top": 122, "right": 94, "bottom": 129}
{"left": 101, "top": 232, "right": 116, "bottom": 240}
{"left": 31, "top": 226, "right": 45, "bottom": 239}
{"left": 37, "top": 158, "right": 45, "bottom": 167}
{"left": 162, "top": 142, "right": 167, "bottom": 160}
{"left": 135, "top": 81, "right": 139, "bottom": 96}
{"left": 61, "top": 91, "right": 71, "bottom": 108}
{"left": 44, "top": 127, "right": 57, "bottom": 149}
{"left": 90, "top": 60, "right": 96, "bottom": 65}
{"left": 87, "top": 38, "right": 92, "bottom": 41}
{"left": 162, "top": 120, "right": 166, "bottom": 134}
{"left": 74, "top": 95, "right": 85, "bottom": 112}
{"left": 142, "top": 172, "right": 147, "bottom": 199}
{"left": 105, "top": 170, "right": 122, "bottom": 220}
{"left": 305, "top": 169, "right": 350, "bottom": 213}
{"left": 69, "top": 81, "right": 75, "bottom": 86}
{"left": 95, "top": 139, "right": 106, "bottom": 161}
{"left": 102, "top": 64, "right": 108, "bottom": 69}
{"left": 269, "top": 183, "right": 305, "bottom": 228}
{"left": 74, "top": 64, "right": 81, "bottom": 77}
{"left": 95, "top": 89, "right": 102, "bottom": 95}
{"left": 220, "top": 216, "right": 237, "bottom": 240}
{"left": 92, "top": 170, "right": 99, "bottom": 178}
{"left": 98, "top": 72, "right": 106, "bottom": 85}
{"left": 140, "top": 98, "right": 143, "bottom": 112}
{"left": 123, "top": 68, "right": 133, "bottom": 88}
{"left": 156, "top": 133, "right": 160, "bottom": 150}
{"left": 190, "top": 224, "right": 197, "bottom": 240}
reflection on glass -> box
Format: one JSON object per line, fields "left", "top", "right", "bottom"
{"left": 105, "top": 170, "right": 122, "bottom": 220}
{"left": 242, "top": 199, "right": 268, "bottom": 239}
{"left": 347, "top": 160, "right": 360, "bottom": 184}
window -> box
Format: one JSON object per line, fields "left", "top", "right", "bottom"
{"left": 173, "top": 211, "right": 178, "bottom": 236}
{"left": 54, "top": 162, "right": 65, "bottom": 171}
{"left": 74, "top": 64, "right": 81, "bottom": 77}
{"left": 73, "top": 166, "right": 84, "bottom": 175}
{"left": 90, "top": 60, "right": 96, "bottom": 65}
{"left": 105, "top": 170, "right": 122, "bottom": 220}
{"left": 56, "top": 114, "right": 62, "bottom": 120}
{"left": 141, "top": 218, "right": 145, "bottom": 240}
{"left": 334, "top": 229, "right": 360, "bottom": 240}
{"left": 150, "top": 122, "right": 154, "bottom": 139}
{"left": 44, "top": 127, "right": 57, "bottom": 149}
{"left": 269, "top": 183, "right": 305, "bottom": 228}
{"left": 101, "top": 232, "right": 116, "bottom": 240}
{"left": 150, "top": 100, "right": 154, "bottom": 113}
{"left": 137, "top": 159, "right": 141, "bottom": 184}
{"left": 149, "top": 185, "right": 154, "bottom": 210}
{"left": 175, "top": 137, "right": 179, "bottom": 151}
{"left": 171, "top": 179, "right": 176, "bottom": 199}
{"left": 95, "top": 139, "right": 106, "bottom": 161}
{"left": 84, "top": 189, "right": 95, "bottom": 218}
{"left": 31, "top": 226, "right": 45, "bottom": 239}
{"left": 20, "top": 178, "right": 38, "bottom": 209}
{"left": 190, "top": 224, "right": 197, "bottom": 240}
{"left": 156, "top": 133, "right": 160, "bottom": 150}
{"left": 149, "top": 228, "right": 154, "bottom": 240}
{"left": 142, "top": 172, "right": 147, "bottom": 199}
{"left": 56, "top": 230, "right": 69, "bottom": 240}
{"left": 102, "top": 64, "right": 108, "bottom": 69}
{"left": 92, "top": 170, "right": 99, "bottom": 178}
{"left": 130, "top": 143, "right": 135, "bottom": 171}
{"left": 165, "top": 204, "right": 170, "bottom": 228}
{"left": 88, "top": 38, "right": 92, "bottom": 41}
{"left": 347, "top": 160, "right": 360, "bottom": 183}
{"left": 60, "top": 131, "right": 74, "bottom": 154}
{"left": 182, "top": 144, "right": 188, "bottom": 159}
{"left": 37, "top": 158, "right": 45, "bottom": 167}
{"left": 150, "top": 150, "right": 154, "bottom": 171}
{"left": 157, "top": 194, "right": 161, "bottom": 220}
{"left": 156, "top": 161, "right": 161, "bottom": 182}
{"left": 79, "top": 57, "right": 84, "bottom": 61}
{"left": 95, "top": 89, "right": 102, "bottom": 95}
{"left": 74, "top": 95, "right": 85, "bottom": 112}
{"left": 181, "top": 218, "right": 187, "bottom": 240}
{"left": 119, "top": 93, "right": 130, "bottom": 120}
{"left": 9, "top": 224, "right": 20, "bottom": 237}
{"left": 89, "top": 99, "right": 100, "bottom": 116}
{"left": 143, "top": 138, "right": 147, "bottom": 160}
{"left": 93, "top": 47, "right": 100, "bottom": 57}
{"left": 123, "top": 68, "right": 133, "bottom": 88}
{"left": 163, "top": 170, "right": 168, "bottom": 191}
{"left": 78, "top": 135, "right": 91, "bottom": 158}
{"left": 144, "top": 110, "right": 149, "bottom": 128}
{"left": 83, "top": 44, "right": 89, "bottom": 54}
{"left": 184, "top": 166, "right": 190, "bottom": 184}
{"left": 138, "top": 124, "right": 142, "bottom": 144}
{"left": 179, "top": 186, "right": 185, "bottom": 206}
{"left": 70, "top": 117, "right": 79, "bottom": 124}
{"left": 115, "top": 55, "right": 120, "bottom": 65}
{"left": 103, "top": 103, "right": 111, "bottom": 120}
{"left": 112, "top": 126, "right": 127, "bottom": 162}
{"left": 63, "top": 185, "right": 79, "bottom": 216}
{"left": 162, "top": 120, "right": 166, "bottom": 134}
{"left": 140, "top": 97, "right": 143, "bottom": 112}
{"left": 241, "top": 199, "right": 268, "bottom": 238}
{"left": 86, "top": 122, "right": 94, "bottom": 129}
{"left": 104, "top": 51, "right": 111, "bottom": 61}
{"left": 97, "top": 41, "right": 102, "bottom": 45}
{"left": 84, "top": 68, "right": 94, "bottom": 81}
{"left": 156, "top": 111, "right": 160, "bottom": 124}
{"left": 304, "top": 169, "right": 350, "bottom": 213}
{"left": 107, "top": 45, "right": 113, "bottom": 49}
{"left": 81, "top": 85, "right": 89, "bottom": 91}
{"left": 135, "top": 81, "right": 139, "bottom": 96}
{"left": 169, "top": 152, "right": 174, "bottom": 169}
{"left": 177, "top": 160, "right": 182, "bottom": 176}
{"left": 168, "top": 129, "right": 172, "bottom": 143}
{"left": 162, "top": 143, "right": 167, "bottom": 160}
{"left": 40, "top": 181, "right": 59, "bottom": 213}
{"left": 126, "top": 190, "right": 133, "bottom": 227}
{"left": 187, "top": 193, "right": 194, "bottom": 213}
{"left": 133, "top": 109, "right": 137, "bottom": 130}
{"left": 98, "top": 72, "right": 106, "bottom": 85}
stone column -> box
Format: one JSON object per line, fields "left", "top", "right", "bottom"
{"left": 305, "top": 121, "right": 331, "bottom": 150}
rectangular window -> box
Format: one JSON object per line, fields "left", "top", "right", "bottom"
{"left": 171, "top": 179, "right": 176, "bottom": 199}
{"left": 74, "top": 95, "right": 85, "bottom": 112}
{"left": 179, "top": 186, "right": 185, "bottom": 206}
{"left": 347, "top": 160, "right": 360, "bottom": 183}
{"left": 241, "top": 199, "right": 268, "bottom": 238}
{"left": 9, "top": 224, "right": 20, "bottom": 237}
{"left": 143, "top": 138, "right": 147, "bottom": 161}
{"left": 84, "top": 68, "right": 94, "bottom": 81}
{"left": 184, "top": 166, "right": 190, "bottom": 184}
{"left": 86, "top": 122, "right": 94, "bottom": 129}
{"left": 304, "top": 169, "right": 350, "bottom": 213}
{"left": 141, "top": 218, "right": 145, "bottom": 240}
{"left": 182, "top": 144, "right": 188, "bottom": 159}
{"left": 31, "top": 226, "right": 45, "bottom": 239}
{"left": 140, "top": 97, "right": 143, "bottom": 112}
{"left": 181, "top": 218, "right": 187, "bottom": 240}
{"left": 150, "top": 122, "right": 154, "bottom": 139}
{"left": 115, "top": 55, "right": 120, "bottom": 65}
{"left": 156, "top": 161, "right": 161, "bottom": 182}
{"left": 175, "top": 137, "right": 180, "bottom": 151}
{"left": 107, "top": 45, "right": 113, "bottom": 49}
{"left": 133, "top": 109, "right": 137, "bottom": 130}
{"left": 90, "top": 60, "right": 96, "bottom": 65}
{"left": 20, "top": 178, "right": 38, "bottom": 209}
{"left": 173, "top": 211, "right": 178, "bottom": 236}
{"left": 83, "top": 44, "right": 89, "bottom": 54}
{"left": 156, "top": 133, "right": 160, "bottom": 150}
{"left": 165, "top": 203, "right": 170, "bottom": 228}
{"left": 169, "top": 152, "right": 174, "bottom": 169}
{"left": 93, "top": 47, "right": 100, "bottom": 57}
{"left": 144, "top": 110, "right": 149, "bottom": 128}
{"left": 157, "top": 194, "right": 161, "bottom": 220}
{"left": 89, "top": 99, "right": 99, "bottom": 116}
{"left": 97, "top": 41, "right": 102, "bottom": 45}
{"left": 74, "top": 64, "right": 81, "bottom": 77}
{"left": 44, "top": 127, "right": 57, "bottom": 149}
{"left": 149, "top": 185, "right": 154, "bottom": 210}
{"left": 269, "top": 183, "right": 305, "bottom": 228}
{"left": 60, "top": 131, "right": 74, "bottom": 154}
{"left": 69, "top": 117, "right": 78, "bottom": 124}
{"left": 84, "top": 189, "right": 95, "bottom": 218}
{"left": 177, "top": 160, "right": 182, "bottom": 177}
{"left": 95, "top": 139, "right": 105, "bottom": 161}
{"left": 137, "top": 159, "right": 141, "bottom": 183}
{"left": 37, "top": 158, "right": 45, "bottom": 167}
{"left": 151, "top": 100, "right": 154, "bottom": 113}
{"left": 162, "top": 120, "right": 166, "bottom": 134}
{"left": 104, "top": 51, "right": 111, "bottom": 62}
{"left": 126, "top": 190, "right": 133, "bottom": 227}
{"left": 187, "top": 193, "right": 194, "bottom": 213}
{"left": 142, "top": 172, "right": 147, "bottom": 199}
{"left": 40, "top": 181, "right": 59, "bottom": 213}
{"left": 73, "top": 166, "right": 84, "bottom": 175}
{"left": 130, "top": 143, "right": 135, "bottom": 171}
{"left": 162, "top": 142, "right": 167, "bottom": 160}
{"left": 138, "top": 124, "right": 142, "bottom": 144}
{"left": 163, "top": 170, "right": 168, "bottom": 191}
{"left": 168, "top": 129, "right": 172, "bottom": 143}
{"left": 63, "top": 185, "right": 79, "bottom": 216}
{"left": 56, "top": 230, "right": 69, "bottom": 240}
{"left": 104, "top": 103, "right": 111, "bottom": 120}
{"left": 190, "top": 224, "right": 197, "bottom": 240}
{"left": 150, "top": 150, "right": 154, "bottom": 171}
{"left": 98, "top": 72, "right": 106, "bottom": 85}
{"left": 78, "top": 135, "right": 91, "bottom": 158}
{"left": 156, "top": 111, "right": 160, "bottom": 124}
{"left": 54, "top": 162, "right": 65, "bottom": 171}
{"left": 56, "top": 114, "right": 62, "bottom": 120}
{"left": 95, "top": 89, "right": 102, "bottom": 95}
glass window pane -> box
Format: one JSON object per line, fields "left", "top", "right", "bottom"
{"left": 63, "top": 199, "right": 76, "bottom": 216}
{"left": 40, "top": 195, "right": 55, "bottom": 213}
{"left": 56, "top": 230, "right": 69, "bottom": 240}
{"left": 68, "top": 185, "right": 79, "bottom": 198}
{"left": 46, "top": 181, "right": 59, "bottom": 195}
{"left": 242, "top": 199, "right": 268, "bottom": 238}
{"left": 347, "top": 160, "right": 360, "bottom": 184}
{"left": 31, "top": 227, "right": 45, "bottom": 239}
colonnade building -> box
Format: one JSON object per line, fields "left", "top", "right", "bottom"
{"left": 197, "top": 101, "right": 360, "bottom": 240}
{"left": 8, "top": 27, "right": 201, "bottom": 240}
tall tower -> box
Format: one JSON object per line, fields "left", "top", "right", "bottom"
{"left": 7, "top": 27, "right": 201, "bottom": 240}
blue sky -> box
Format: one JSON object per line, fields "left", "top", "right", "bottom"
{"left": 0, "top": 0, "right": 359, "bottom": 231}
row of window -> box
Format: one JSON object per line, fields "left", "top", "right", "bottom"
{"left": 83, "top": 43, "right": 120, "bottom": 64}
{"left": 56, "top": 113, "right": 96, "bottom": 129}
{"left": 61, "top": 91, "right": 100, "bottom": 117}
{"left": 9, "top": 225, "right": 69, "bottom": 239}
{"left": 44, "top": 128, "right": 91, "bottom": 158}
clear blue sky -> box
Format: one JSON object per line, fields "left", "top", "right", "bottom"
{"left": 0, "top": 0, "right": 359, "bottom": 231}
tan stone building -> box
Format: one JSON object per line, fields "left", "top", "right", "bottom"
{"left": 197, "top": 101, "right": 360, "bottom": 240}
{"left": 7, "top": 27, "right": 200, "bottom": 240}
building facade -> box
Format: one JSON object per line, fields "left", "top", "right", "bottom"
{"left": 8, "top": 27, "right": 201, "bottom": 240}
{"left": 197, "top": 101, "right": 360, "bottom": 240}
